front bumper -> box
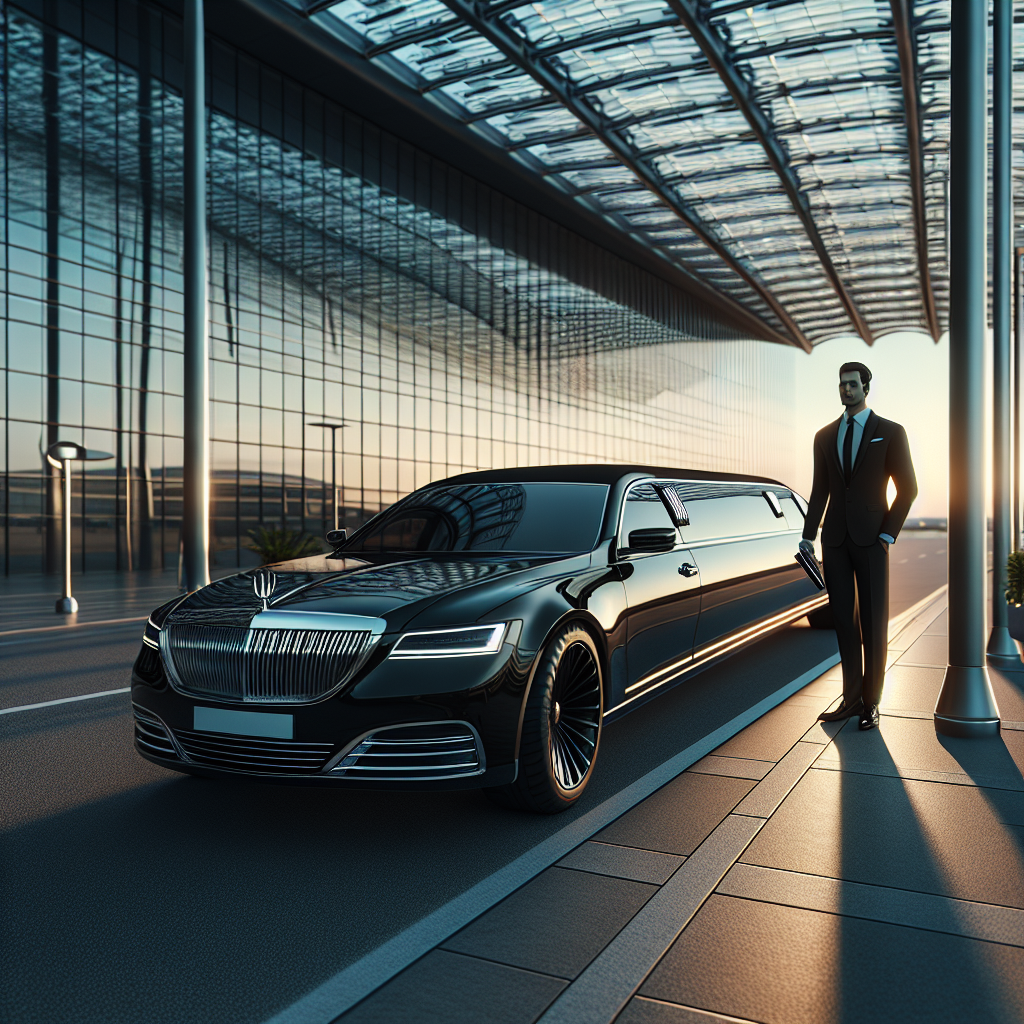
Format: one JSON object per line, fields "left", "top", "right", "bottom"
{"left": 130, "top": 634, "right": 530, "bottom": 789}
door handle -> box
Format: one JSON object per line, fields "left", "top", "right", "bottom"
{"left": 678, "top": 562, "right": 699, "bottom": 577}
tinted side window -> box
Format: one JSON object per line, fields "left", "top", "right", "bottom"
{"left": 680, "top": 495, "right": 785, "bottom": 542}
{"left": 621, "top": 483, "right": 675, "bottom": 536}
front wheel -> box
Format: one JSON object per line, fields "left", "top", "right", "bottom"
{"left": 486, "top": 624, "right": 603, "bottom": 814}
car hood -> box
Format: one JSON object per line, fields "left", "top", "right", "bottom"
{"left": 164, "top": 552, "right": 585, "bottom": 631}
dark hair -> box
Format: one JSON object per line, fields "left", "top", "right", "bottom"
{"left": 839, "top": 361, "right": 871, "bottom": 394}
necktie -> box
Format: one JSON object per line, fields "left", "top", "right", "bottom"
{"left": 843, "top": 416, "right": 855, "bottom": 484}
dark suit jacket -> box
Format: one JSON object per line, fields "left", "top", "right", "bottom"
{"left": 802, "top": 410, "right": 918, "bottom": 547}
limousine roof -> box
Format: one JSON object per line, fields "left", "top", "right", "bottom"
{"left": 440, "top": 465, "right": 787, "bottom": 489}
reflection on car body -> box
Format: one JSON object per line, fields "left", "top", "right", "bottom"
{"left": 131, "top": 465, "right": 827, "bottom": 812}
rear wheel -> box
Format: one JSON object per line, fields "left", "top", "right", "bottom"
{"left": 486, "top": 624, "right": 603, "bottom": 814}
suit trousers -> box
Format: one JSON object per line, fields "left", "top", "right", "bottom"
{"left": 823, "top": 534, "right": 889, "bottom": 707}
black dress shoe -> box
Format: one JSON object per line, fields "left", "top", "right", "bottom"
{"left": 818, "top": 698, "right": 863, "bottom": 722}
{"left": 858, "top": 704, "right": 880, "bottom": 730}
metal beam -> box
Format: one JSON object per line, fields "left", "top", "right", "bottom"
{"left": 436, "top": 0, "right": 813, "bottom": 352}
{"left": 891, "top": 0, "right": 941, "bottom": 342}
{"left": 669, "top": 0, "right": 874, "bottom": 345}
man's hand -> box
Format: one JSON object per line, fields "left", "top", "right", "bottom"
{"left": 799, "top": 539, "right": 815, "bottom": 555}
{"left": 878, "top": 537, "right": 889, "bottom": 550}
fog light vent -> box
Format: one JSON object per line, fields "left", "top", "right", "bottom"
{"left": 329, "top": 722, "right": 483, "bottom": 781}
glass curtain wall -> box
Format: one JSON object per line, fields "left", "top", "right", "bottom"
{"left": 0, "top": 0, "right": 798, "bottom": 575}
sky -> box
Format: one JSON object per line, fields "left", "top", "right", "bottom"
{"left": 790, "top": 330, "right": 952, "bottom": 519}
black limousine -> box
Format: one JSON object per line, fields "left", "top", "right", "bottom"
{"left": 131, "top": 465, "right": 827, "bottom": 812}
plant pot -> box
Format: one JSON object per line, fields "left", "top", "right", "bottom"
{"left": 1006, "top": 603, "right": 1024, "bottom": 661}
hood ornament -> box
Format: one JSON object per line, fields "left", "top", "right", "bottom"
{"left": 253, "top": 569, "right": 277, "bottom": 610}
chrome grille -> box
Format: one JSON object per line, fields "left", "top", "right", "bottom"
{"left": 174, "top": 729, "right": 334, "bottom": 774}
{"left": 329, "top": 722, "right": 484, "bottom": 781}
{"left": 161, "top": 624, "right": 373, "bottom": 703}
{"left": 133, "top": 704, "right": 178, "bottom": 758}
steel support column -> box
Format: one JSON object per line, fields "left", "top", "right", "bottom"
{"left": 988, "top": 0, "right": 1017, "bottom": 664}
{"left": 935, "top": 0, "right": 1000, "bottom": 736}
{"left": 1015, "top": 247, "right": 1023, "bottom": 552}
{"left": 182, "top": 0, "right": 210, "bottom": 591}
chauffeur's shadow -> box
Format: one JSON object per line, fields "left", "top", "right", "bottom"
{"left": 833, "top": 721, "right": 1016, "bottom": 1022}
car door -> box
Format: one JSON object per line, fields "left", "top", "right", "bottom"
{"left": 615, "top": 481, "right": 701, "bottom": 705}
{"left": 677, "top": 488, "right": 806, "bottom": 657}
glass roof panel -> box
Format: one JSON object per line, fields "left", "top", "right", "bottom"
{"left": 313, "top": 0, "right": 963, "bottom": 346}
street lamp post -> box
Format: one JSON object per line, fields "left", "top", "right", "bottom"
{"left": 46, "top": 441, "right": 114, "bottom": 614}
{"left": 307, "top": 421, "right": 348, "bottom": 532}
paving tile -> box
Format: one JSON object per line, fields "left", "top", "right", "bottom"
{"left": 924, "top": 608, "right": 947, "bottom": 635}
{"left": 442, "top": 867, "right": 656, "bottom": 980}
{"left": 990, "top": 666, "right": 1024, "bottom": 724}
{"left": 557, "top": 842, "right": 684, "bottom": 885}
{"left": 687, "top": 755, "right": 773, "bottom": 781}
{"left": 541, "top": 816, "right": 763, "bottom": 1024}
{"left": 815, "top": 714, "right": 1024, "bottom": 790}
{"left": 794, "top": 676, "right": 842, "bottom": 698}
{"left": 778, "top": 693, "right": 827, "bottom": 709}
{"left": 814, "top": 758, "right": 1021, "bottom": 790}
{"left": 740, "top": 768, "right": 1024, "bottom": 909}
{"left": 594, "top": 773, "right": 755, "bottom": 856}
{"left": 879, "top": 664, "right": 945, "bottom": 714}
{"left": 339, "top": 950, "right": 566, "bottom": 1024}
{"left": 616, "top": 996, "right": 756, "bottom": 1023}
{"left": 732, "top": 742, "right": 823, "bottom": 819}
{"left": 711, "top": 702, "right": 821, "bottom": 762}
{"left": 800, "top": 715, "right": 848, "bottom": 745}
{"left": 898, "top": 632, "right": 947, "bottom": 667}
{"left": 639, "top": 894, "right": 1024, "bottom": 1024}
{"left": 718, "top": 862, "right": 1024, "bottom": 946}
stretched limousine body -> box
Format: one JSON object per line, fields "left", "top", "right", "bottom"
{"left": 131, "top": 465, "right": 828, "bottom": 812}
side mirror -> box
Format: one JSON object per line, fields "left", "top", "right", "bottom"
{"left": 626, "top": 528, "right": 677, "bottom": 553}
{"left": 326, "top": 529, "right": 348, "bottom": 546}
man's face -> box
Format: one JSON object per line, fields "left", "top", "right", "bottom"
{"left": 839, "top": 371, "right": 865, "bottom": 409}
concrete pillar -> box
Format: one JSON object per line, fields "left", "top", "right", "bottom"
{"left": 182, "top": 0, "right": 210, "bottom": 591}
{"left": 988, "top": 0, "right": 1017, "bottom": 664}
{"left": 935, "top": 0, "right": 1001, "bottom": 736}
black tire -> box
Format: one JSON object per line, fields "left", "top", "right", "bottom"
{"left": 806, "top": 604, "right": 834, "bottom": 630}
{"left": 486, "top": 624, "right": 603, "bottom": 814}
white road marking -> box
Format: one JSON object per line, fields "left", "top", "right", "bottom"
{"left": 0, "top": 687, "right": 131, "bottom": 716}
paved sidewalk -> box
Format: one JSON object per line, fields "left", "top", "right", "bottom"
{"left": 334, "top": 591, "right": 1024, "bottom": 1024}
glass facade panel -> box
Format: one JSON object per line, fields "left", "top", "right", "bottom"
{"left": 0, "top": 0, "right": 797, "bottom": 576}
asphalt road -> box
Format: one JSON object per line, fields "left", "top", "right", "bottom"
{"left": 0, "top": 536, "right": 947, "bottom": 1024}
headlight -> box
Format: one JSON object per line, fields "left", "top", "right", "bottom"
{"left": 142, "top": 617, "right": 161, "bottom": 650}
{"left": 390, "top": 623, "right": 507, "bottom": 659}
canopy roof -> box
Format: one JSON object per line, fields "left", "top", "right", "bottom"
{"left": 284, "top": 0, "right": 960, "bottom": 350}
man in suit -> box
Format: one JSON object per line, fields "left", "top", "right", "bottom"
{"left": 799, "top": 362, "right": 918, "bottom": 730}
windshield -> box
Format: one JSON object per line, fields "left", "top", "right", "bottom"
{"left": 343, "top": 482, "right": 609, "bottom": 554}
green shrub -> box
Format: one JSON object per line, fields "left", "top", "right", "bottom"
{"left": 1006, "top": 550, "right": 1024, "bottom": 606}
{"left": 246, "top": 525, "right": 324, "bottom": 564}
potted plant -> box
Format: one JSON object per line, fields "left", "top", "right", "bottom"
{"left": 1005, "top": 550, "right": 1024, "bottom": 658}
{"left": 246, "top": 525, "right": 324, "bottom": 565}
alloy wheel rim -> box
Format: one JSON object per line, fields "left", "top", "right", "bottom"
{"left": 549, "top": 641, "right": 600, "bottom": 791}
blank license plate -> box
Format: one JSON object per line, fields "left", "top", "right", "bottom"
{"left": 193, "top": 707, "right": 293, "bottom": 739}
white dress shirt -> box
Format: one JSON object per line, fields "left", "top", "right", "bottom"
{"left": 836, "top": 407, "right": 894, "bottom": 546}
{"left": 836, "top": 406, "right": 871, "bottom": 466}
